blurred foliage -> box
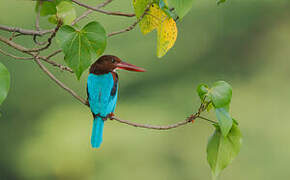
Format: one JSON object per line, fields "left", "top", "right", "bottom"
{"left": 1, "top": 0, "right": 290, "bottom": 180}
{"left": 0, "top": 62, "right": 10, "bottom": 106}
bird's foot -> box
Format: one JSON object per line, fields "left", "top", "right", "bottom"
{"left": 106, "top": 113, "right": 115, "bottom": 120}
{"left": 93, "top": 113, "right": 115, "bottom": 121}
{"left": 94, "top": 113, "right": 107, "bottom": 121}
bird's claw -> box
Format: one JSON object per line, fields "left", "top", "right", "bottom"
{"left": 106, "top": 113, "right": 115, "bottom": 120}
{"left": 94, "top": 113, "right": 115, "bottom": 121}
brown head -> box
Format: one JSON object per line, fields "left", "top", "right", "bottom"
{"left": 89, "top": 55, "right": 146, "bottom": 75}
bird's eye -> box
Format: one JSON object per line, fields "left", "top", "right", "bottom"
{"left": 111, "top": 59, "right": 115, "bottom": 63}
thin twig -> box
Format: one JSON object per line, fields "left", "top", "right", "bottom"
{"left": 71, "top": 0, "right": 135, "bottom": 18}
{"left": 96, "top": 0, "right": 114, "bottom": 9}
{"left": 108, "top": 19, "right": 140, "bottom": 37}
{"left": 26, "top": 21, "right": 62, "bottom": 52}
{"left": 108, "top": 4, "right": 150, "bottom": 37}
{"left": 111, "top": 116, "right": 193, "bottom": 130}
{"left": 72, "top": 0, "right": 124, "bottom": 26}
{"left": 110, "top": 101, "right": 211, "bottom": 130}
{"left": 35, "top": 1, "right": 41, "bottom": 31}
{"left": 33, "top": 35, "right": 48, "bottom": 45}
{"left": 198, "top": 116, "right": 217, "bottom": 124}
{"left": 0, "top": 24, "right": 53, "bottom": 36}
{"left": 0, "top": 48, "right": 33, "bottom": 60}
{"left": 46, "top": 49, "right": 62, "bottom": 59}
{"left": 38, "top": 55, "right": 73, "bottom": 73}
{"left": 33, "top": 2, "right": 47, "bottom": 46}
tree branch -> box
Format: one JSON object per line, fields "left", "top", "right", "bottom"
{"left": 198, "top": 116, "right": 217, "bottom": 124}
{"left": 0, "top": 48, "right": 33, "bottom": 60}
{"left": 38, "top": 55, "right": 73, "bottom": 73}
{"left": 108, "top": 16, "right": 143, "bottom": 37}
{"left": 0, "top": 24, "right": 53, "bottom": 36}
{"left": 72, "top": 0, "right": 113, "bottom": 25}
{"left": 111, "top": 116, "right": 194, "bottom": 130}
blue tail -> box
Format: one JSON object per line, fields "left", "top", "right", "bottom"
{"left": 91, "top": 117, "right": 104, "bottom": 148}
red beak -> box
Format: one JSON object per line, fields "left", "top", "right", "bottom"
{"left": 116, "top": 61, "right": 146, "bottom": 72}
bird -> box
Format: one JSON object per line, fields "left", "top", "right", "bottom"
{"left": 87, "top": 55, "right": 146, "bottom": 148}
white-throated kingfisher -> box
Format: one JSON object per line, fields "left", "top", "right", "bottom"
{"left": 87, "top": 55, "right": 145, "bottom": 148}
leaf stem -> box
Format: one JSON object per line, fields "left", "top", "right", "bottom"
{"left": 198, "top": 116, "right": 217, "bottom": 124}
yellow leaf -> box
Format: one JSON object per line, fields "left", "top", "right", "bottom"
{"left": 139, "top": 3, "right": 165, "bottom": 35}
{"left": 157, "top": 17, "right": 178, "bottom": 58}
{"left": 133, "top": 1, "right": 178, "bottom": 57}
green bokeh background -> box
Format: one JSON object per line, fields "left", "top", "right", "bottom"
{"left": 1, "top": 0, "right": 290, "bottom": 179}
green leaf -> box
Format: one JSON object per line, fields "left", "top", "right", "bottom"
{"left": 167, "top": 0, "right": 194, "bottom": 18}
{"left": 35, "top": 0, "right": 57, "bottom": 16}
{"left": 0, "top": 62, "right": 10, "bottom": 105}
{"left": 209, "top": 81, "right": 232, "bottom": 108}
{"left": 215, "top": 108, "right": 232, "bottom": 137}
{"left": 56, "top": 21, "right": 107, "bottom": 79}
{"left": 133, "top": 0, "right": 152, "bottom": 18}
{"left": 196, "top": 84, "right": 209, "bottom": 100}
{"left": 56, "top": 0, "right": 76, "bottom": 25}
{"left": 207, "top": 124, "right": 242, "bottom": 179}
{"left": 35, "top": 0, "right": 75, "bottom": 25}
{"left": 217, "top": 0, "right": 226, "bottom": 5}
